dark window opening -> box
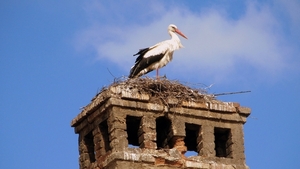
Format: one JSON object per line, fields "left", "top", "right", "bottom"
{"left": 99, "top": 120, "right": 110, "bottom": 153}
{"left": 126, "top": 116, "right": 141, "bottom": 147}
{"left": 156, "top": 116, "right": 171, "bottom": 149}
{"left": 214, "top": 127, "right": 232, "bottom": 158}
{"left": 184, "top": 123, "right": 201, "bottom": 156}
{"left": 84, "top": 132, "right": 96, "bottom": 163}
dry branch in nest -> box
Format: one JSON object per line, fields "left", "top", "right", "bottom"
{"left": 96, "top": 77, "right": 215, "bottom": 107}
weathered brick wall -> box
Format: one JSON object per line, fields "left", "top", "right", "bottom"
{"left": 71, "top": 84, "right": 251, "bottom": 169}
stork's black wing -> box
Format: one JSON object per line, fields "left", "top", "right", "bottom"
{"left": 129, "top": 48, "right": 165, "bottom": 78}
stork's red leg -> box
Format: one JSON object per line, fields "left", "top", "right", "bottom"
{"left": 156, "top": 69, "right": 159, "bottom": 79}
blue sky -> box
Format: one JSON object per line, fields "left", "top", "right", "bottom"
{"left": 1, "top": 0, "right": 299, "bottom": 168}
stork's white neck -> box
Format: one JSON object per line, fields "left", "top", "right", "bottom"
{"left": 169, "top": 31, "right": 183, "bottom": 49}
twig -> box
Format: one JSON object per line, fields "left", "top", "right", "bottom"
{"left": 107, "top": 68, "right": 116, "bottom": 79}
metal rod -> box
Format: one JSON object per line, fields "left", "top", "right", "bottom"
{"left": 213, "top": 90, "right": 251, "bottom": 96}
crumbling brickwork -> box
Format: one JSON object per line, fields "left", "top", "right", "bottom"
{"left": 71, "top": 81, "right": 251, "bottom": 169}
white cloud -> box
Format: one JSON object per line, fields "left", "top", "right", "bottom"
{"left": 276, "top": 0, "right": 300, "bottom": 29}
{"left": 74, "top": 1, "right": 297, "bottom": 82}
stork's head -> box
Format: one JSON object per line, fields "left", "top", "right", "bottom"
{"left": 168, "top": 24, "right": 188, "bottom": 39}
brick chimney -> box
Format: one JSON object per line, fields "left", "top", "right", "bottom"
{"left": 71, "top": 79, "right": 251, "bottom": 169}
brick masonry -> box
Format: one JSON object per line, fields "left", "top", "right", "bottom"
{"left": 71, "top": 83, "right": 251, "bottom": 169}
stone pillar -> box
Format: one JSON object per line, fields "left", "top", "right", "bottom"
{"left": 231, "top": 125, "right": 246, "bottom": 164}
{"left": 196, "top": 125, "right": 204, "bottom": 156}
{"left": 92, "top": 127, "right": 101, "bottom": 167}
{"left": 139, "top": 116, "right": 157, "bottom": 149}
{"left": 201, "top": 125, "right": 215, "bottom": 157}
{"left": 107, "top": 107, "right": 128, "bottom": 152}
{"left": 78, "top": 133, "right": 95, "bottom": 169}
{"left": 97, "top": 120, "right": 110, "bottom": 157}
{"left": 78, "top": 136, "right": 86, "bottom": 169}
{"left": 169, "top": 116, "right": 187, "bottom": 156}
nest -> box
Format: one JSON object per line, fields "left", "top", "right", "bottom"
{"left": 96, "top": 77, "right": 215, "bottom": 106}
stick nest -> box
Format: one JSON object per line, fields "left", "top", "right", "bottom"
{"left": 97, "top": 77, "right": 215, "bottom": 106}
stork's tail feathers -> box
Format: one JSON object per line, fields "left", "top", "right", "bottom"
{"left": 128, "top": 67, "right": 136, "bottom": 78}
{"left": 134, "top": 48, "right": 149, "bottom": 56}
{"left": 129, "top": 48, "right": 150, "bottom": 78}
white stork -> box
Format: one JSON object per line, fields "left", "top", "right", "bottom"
{"left": 129, "top": 24, "right": 187, "bottom": 78}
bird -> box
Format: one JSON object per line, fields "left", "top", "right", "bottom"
{"left": 128, "top": 24, "right": 188, "bottom": 79}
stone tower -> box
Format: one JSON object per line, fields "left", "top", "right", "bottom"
{"left": 71, "top": 79, "right": 251, "bottom": 169}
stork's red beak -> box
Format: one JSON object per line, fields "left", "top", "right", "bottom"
{"left": 175, "top": 29, "right": 188, "bottom": 39}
